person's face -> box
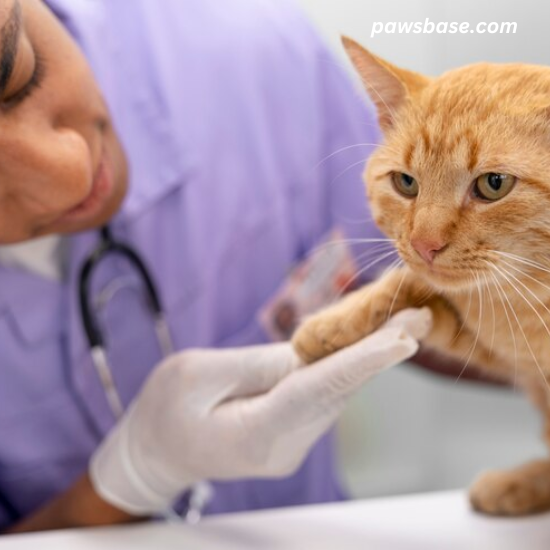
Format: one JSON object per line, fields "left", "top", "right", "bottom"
{"left": 0, "top": 0, "right": 127, "bottom": 244}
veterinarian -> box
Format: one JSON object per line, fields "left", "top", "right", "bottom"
{"left": 0, "top": 0, "right": 431, "bottom": 533}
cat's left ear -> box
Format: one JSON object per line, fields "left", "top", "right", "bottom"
{"left": 342, "top": 37, "right": 430, "bottom": 132}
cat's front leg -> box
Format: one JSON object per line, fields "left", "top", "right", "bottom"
{"left": 292, "top": 267, "right": 432, "bottom": 363}
{"left": 469, "top": 378, "right": 550, "bottom": 516}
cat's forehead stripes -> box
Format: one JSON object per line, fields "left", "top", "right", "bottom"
{"left": 400, "top": 119, "right": 480, "bottom": 177}
{"left": 397, "top": 64, "right": 550, "bottom": 176}
{"left": 465, "top": 129, "right": 479, "bottom": 173}
{"left": 402, "top": 140, "right": 415, "bottom": 170}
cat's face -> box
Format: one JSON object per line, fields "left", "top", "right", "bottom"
{"left": 344, "top": 38, "right": 550, "bottom": 292}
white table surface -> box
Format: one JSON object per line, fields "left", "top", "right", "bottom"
{"left": 1, "top": 490, "right": 549, "bottom": 549}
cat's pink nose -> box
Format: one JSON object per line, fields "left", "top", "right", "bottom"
{"left": 411, "top": 237, "right": 447, "bottom": 265}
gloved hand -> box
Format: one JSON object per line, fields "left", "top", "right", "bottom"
{"left": 90, "top": 307, "right": 432, "bottom": 516}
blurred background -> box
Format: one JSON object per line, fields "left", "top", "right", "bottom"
{"left": 295, "top": 0, "right": 549, "bottom": 498}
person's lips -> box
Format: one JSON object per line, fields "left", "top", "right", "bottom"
{"left": 56, "top": 153, "right": 114, "bottom": 225}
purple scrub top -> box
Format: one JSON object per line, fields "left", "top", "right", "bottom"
{"left": 0, "top": 0, "right": 383, "bottom": 528}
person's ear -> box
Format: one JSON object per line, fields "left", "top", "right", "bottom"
{"left": 342, "top": 37, "right": 430, "bottom": 132}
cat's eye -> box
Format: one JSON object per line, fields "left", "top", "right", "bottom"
{"left": 391, "top": 172, "right": 418, "bottom": 198}
{"left": 473, "top": 173, "right": 516, "bottom": 202}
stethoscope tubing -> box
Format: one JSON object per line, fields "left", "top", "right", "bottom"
{"left": 79, "top": 226, "right": 165, "bottom": 350}
{"left": 79, "top": 225, "right": 175, "bottom": 419}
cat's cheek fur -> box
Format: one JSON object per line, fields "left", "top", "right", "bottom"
{"left": 365, "top": 179, "right": 408, "bottom": 241}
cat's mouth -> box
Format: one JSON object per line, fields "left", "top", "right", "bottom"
{"left": 398, "top": 245, "right": 489, "bottom": 291}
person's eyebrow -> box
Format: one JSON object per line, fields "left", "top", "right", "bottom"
{"left": 0, "top": 0, "right": 21, "bottom": 96}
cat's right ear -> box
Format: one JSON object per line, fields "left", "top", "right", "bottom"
{"left": 342, "top": 37, "right": 429, "bottom": 132}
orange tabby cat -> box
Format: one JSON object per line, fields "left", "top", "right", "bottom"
{"left": 292, "top": 37, "right": 550, "bottom": 516}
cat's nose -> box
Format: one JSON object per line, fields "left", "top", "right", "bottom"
{"left": 410, "top": 237, "right": 448, "bottom": 265}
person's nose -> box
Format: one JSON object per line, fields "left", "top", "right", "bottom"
{"left": 410, "top": 237, "right": 448, "bottom": 265}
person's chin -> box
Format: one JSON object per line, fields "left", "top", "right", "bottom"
{"left": 43, "top": 152, "right": 128, "bottom": 236}
{"left": 54, "top": 180, "right": 127, "bottom": 235}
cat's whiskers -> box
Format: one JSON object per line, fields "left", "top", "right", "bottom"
{"left": 327, "top": 256, "right": 403, "bottom": 351}
{"left": 486, "top": 261, "right": 550, "bottom": 395}
{"left": 499, "top": 265, "right": 550, "bottom": 329}
{"left": 416, "top": 285, "right": 434, "bottom": 305}
{"left": 306, "top": 239, "right": 398, "bottom": 306}
{"left": 303, "top": 240, "right": 402, "bottom": 355}
{"left": 353, "top": 242, "right": 396, "bottom": 263}
{"left": 454, "top": 270, "right": 484, "bottom": 384}
{"left": 489, "top": 269, "right": 519, "bottom": 391}
{"left": 329, "top": 157, "right": 373, "bottom": 187}
{"left": 496, "top": 267, "right": 550, "bottom": 395}
{"left": 489, "top": 271, "right": 518, "bottom": 391}
{"left": 490, "top": 250, "right": 550, "bottom": 278}
{"left": 381, "top": 256, "right": 403, "bottom": 276}
{"left": 341, "top": 213, "right": 378, "bottom": 225}
{"left": 307, "top": 237, "right": 395, "bottom": 262}
{"left": 497, "top": 264, "right": 550, "bottom": 393}
{"left": 482, "top": 271, "right": 497, "bottom": 360}
{"left": 312, "top": 143, "right": 389, "bottom": 171}
{"left": 498, "top": 258, "right": 550, "bottom": 296}
{"left": 386, "top": 266, "right": 407, "bottom": 322}
{"left": 331, "top": 247, "right": 399, "bottom": 302}
{"left": 350, "top": 245, "right": 395, "bottom": 273}
{"left": 450, "top": 277, "right": 473, "bottom": 347}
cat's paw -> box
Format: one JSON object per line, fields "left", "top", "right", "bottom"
{"left": 292, "top": 282, "right": 406, "bottom": 364}
{"left": 469, "top": 462, "right": 550, "bottom": 516}
{"left": 292, "top": 307, "right": 364, "bottom": 364}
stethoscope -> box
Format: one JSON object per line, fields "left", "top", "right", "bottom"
{"left": 79, "top": 225, "right": 174, "bottom": 418}
{"left": 78, "top": 225, "right": 212, "bottom": 523}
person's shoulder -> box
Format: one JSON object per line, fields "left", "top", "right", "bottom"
{"left": 44, "top": 0, "right": 331, "bottom": 101}
{"left": 133, "top": 0, "right": 328, "bottom": 73}
{"left": 45, "top": 0, "right": 320, "bottom": 44}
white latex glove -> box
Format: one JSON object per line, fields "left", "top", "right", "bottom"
{"left": 90, "top": 307, "right": 432, "bottom": 516}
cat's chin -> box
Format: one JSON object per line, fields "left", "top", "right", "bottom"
{"left": 408, "top": 264, "right": 481, "bottom": 294}
{"left": 424, "top": 276, "right": 474, "bottom": 294}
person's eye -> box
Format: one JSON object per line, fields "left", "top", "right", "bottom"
{"left": 472, "top": 173, "right": 516, "bottom": 202}
{"left": 2, "top": 52, "right": 45, "bottom": 108}
{"left": 391, "top": 172, "right": 419, "bottom": 198}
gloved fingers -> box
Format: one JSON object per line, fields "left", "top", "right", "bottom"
{"left": 247, "top": 327, "right": 419, "bottom": 434}
{"left": 283, "top": 326, "right": 419, "bottom": 404}
{"left": 185, "top": 343, "right": 302, "bottom": 403}
{"left": 382, "top": 307, "right": 433, "bottom": 341}
{"left": 224, "top": 342, "right": 302, "bottom": 399}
